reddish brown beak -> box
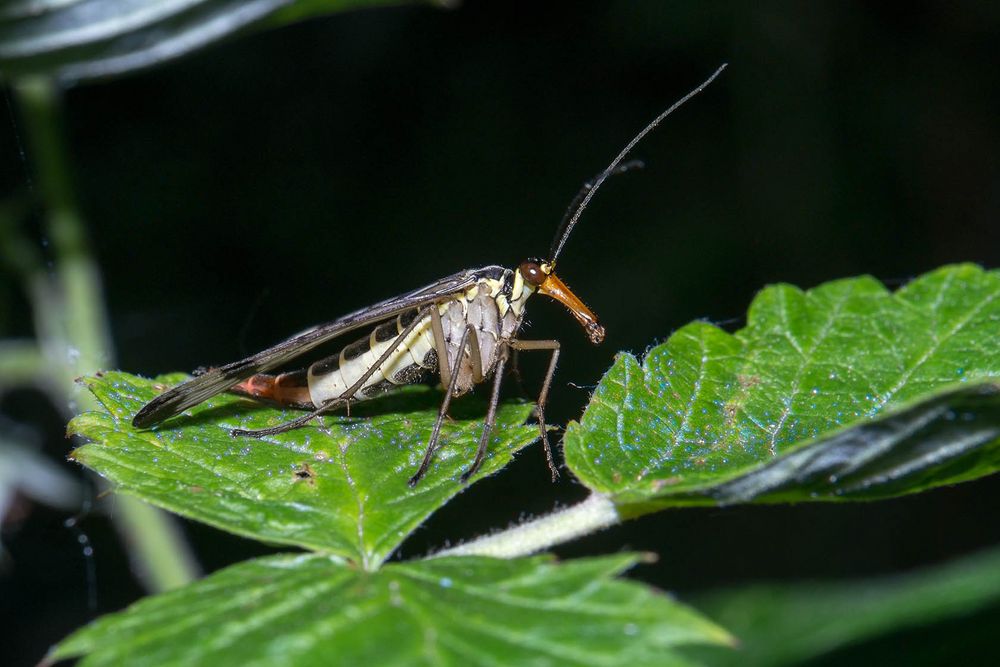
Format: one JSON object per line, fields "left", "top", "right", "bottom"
{"left": 538, "top": 273, "right": 605, "bottom": 344}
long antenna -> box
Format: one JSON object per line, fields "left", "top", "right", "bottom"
{"left": 550, "top": 159, "right": 645, "bottom": 258}
{"left": 549, "top": 63, "right": 728, "bottom": 263}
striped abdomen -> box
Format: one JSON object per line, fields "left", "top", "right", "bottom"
{"left": 308, "top": 308, "right": 440, "bottom": 402}
{"left": 232, "top": 276, "right": 521, "bottom": 409}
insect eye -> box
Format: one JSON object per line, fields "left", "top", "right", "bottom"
{"left": 519, "top": 260, "right": 547, "bottom": 286}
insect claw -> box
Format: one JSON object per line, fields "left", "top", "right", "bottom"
{"left": 460, "top": 459, "right": 485, "bottom": 483}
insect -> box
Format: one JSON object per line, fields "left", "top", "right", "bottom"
{"left": 132, "top": 65, "right": 726, "bottom": 486}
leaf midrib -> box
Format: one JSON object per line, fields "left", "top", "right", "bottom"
{"left": 767, "top": 282, "right": 855, "bottom": 455}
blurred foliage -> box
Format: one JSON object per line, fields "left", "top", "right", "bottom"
{"left": 686, "top": 546, "right": 1000, "bottom": 667}
{"left": 0, "top": 0, "right": 429, "bottom": 83}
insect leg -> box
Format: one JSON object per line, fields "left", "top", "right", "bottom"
{"left": 508, "top": 339, "right": 561, "bottom": 481}
{"left": 466, "top": 326, "right": 484, "bottom": 384}
{"left": 461, "top": 342, "right": 510, "bottom": 483}
{"left": 231, "top": 401, "right": 332, "bottom": 438}
{"left": 429, "top": 305, "right": 452, "bottom": 390}
{"left": 408, "top": 324, "right": 471, "bottom": 487}
{"left": 233, "top": 305, "right": 434, "bottom": 438}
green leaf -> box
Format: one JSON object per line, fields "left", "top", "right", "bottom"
{"left": 0, "top": 0, "right": 429, "bottom": 83}
{"left": 49, "top": 552, "right": 732, "bottom": 667}
{"left": 684, "top": 546, "right": 1000, "bottom": 667}
{"left": 564, "top": 264, "right": 1000, "bottom": 511}
{"left": 68, "top": 371, "right": 538, "bottom": 568}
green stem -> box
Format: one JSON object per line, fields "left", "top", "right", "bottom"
{"left": 12, "top": 75, "right": 199, "bottom": 592}
{"left": 431, "top": 493, "right": 621, "bottom": 559}
{"left": 13, "top": 76, "right": 113, "bottom": 381}
{"left": 113, "top": 496, "right": 201, "bottom": 591}
{"left": 0, "top": 340, "right": 47, "bottom": 388}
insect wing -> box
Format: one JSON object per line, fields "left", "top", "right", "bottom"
{"left": 132, "top": 267, "right": 500, "bottom": 428}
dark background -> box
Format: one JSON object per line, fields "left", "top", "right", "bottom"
{"left": 2, "top": 1, "right": 1000, "bottom": 664}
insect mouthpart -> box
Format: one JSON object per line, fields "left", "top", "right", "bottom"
{"left": 536, "top": 271, "right": 605, "bottom": 345}
{"left": 584, "top": 321, "right": 606, "bottom": 345}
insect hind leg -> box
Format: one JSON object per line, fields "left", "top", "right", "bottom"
{"left": 228, "top": 371, "right": 320, "bottom": 437}
{"left": 231, "top": 398, "right": 346, "bottom": 438}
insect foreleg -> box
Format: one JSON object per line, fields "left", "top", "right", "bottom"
{"left": 232, "top": 304, "right": 434, "bottom": 439}
{"left": 508, "top": 339, "right": 561, "bottom": 481}
{"left": 460, "top": 342, "right": 510, "bottom": 483}
{"left": 408, "top": 324, "right": 472, "bottom": 486}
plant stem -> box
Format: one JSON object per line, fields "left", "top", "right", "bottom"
{"left": 12, "top": 75, "right": 199, "bottom": 592}
{"left": 432, "top": 493, "right": 621, "bottom": 559}
{"left": 112, "top": 497, "right": 200, "bottom": 591}
{"left": 13, "top": 76, "right": 113, "bottom": 383}
{"left": 0, "top": 340, "right": 47, "bottom": 387}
